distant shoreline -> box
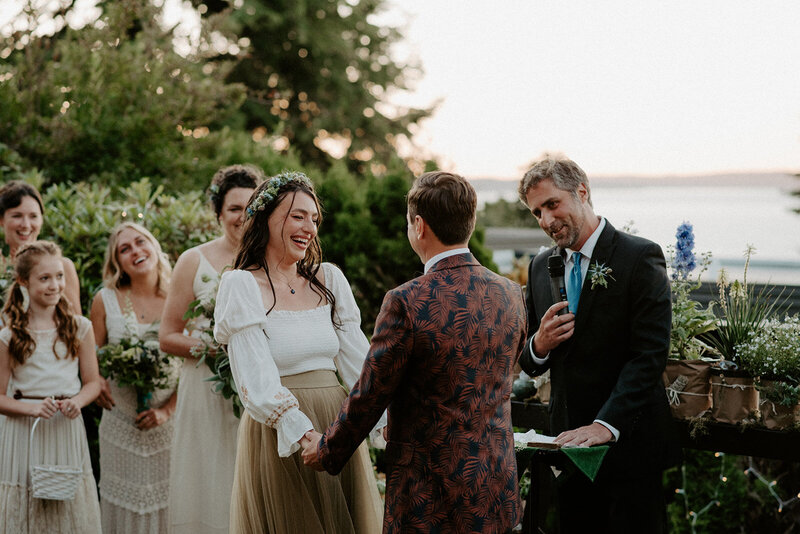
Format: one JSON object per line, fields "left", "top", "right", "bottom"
{"left": 470, "top": 172, "right": 799, "bottom": 190}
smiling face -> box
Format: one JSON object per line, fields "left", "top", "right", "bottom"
{"left": 115, "top": 227, "right": 158, "bottom": 279}
{"left": 524, "top": 178, "right": 593, "bottom": 250}
{"left": 1, "top": 195, "right": 43, "bottom": 254}
{"left": 266, "top": 191, "right": 319, "bottom": 265}
{"left": 219, "top": 187, "right": 256, "bottom": 245}
{"left": 21, "top": 253, "right": 65, "bottom": 310}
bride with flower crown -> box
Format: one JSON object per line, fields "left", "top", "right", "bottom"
{"left": 214, "top": 171, "right": 385, "bottom": 533}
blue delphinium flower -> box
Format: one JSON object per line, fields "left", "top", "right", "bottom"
{"left": 671, "top": 222, "right": 697, "bottom": 280}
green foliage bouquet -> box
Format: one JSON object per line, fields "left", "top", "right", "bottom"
{"left": 98, "top": 329, "right": 178, "bottom": 413}
{"left": 736, "top": 316, "right": 800, "bottom": 406}
{"left": 183, "top": 274, "right": 243, "bottom": 418}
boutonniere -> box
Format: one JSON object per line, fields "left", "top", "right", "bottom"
{"left": 588, "top": 261, "right": 615, "bottom": 290}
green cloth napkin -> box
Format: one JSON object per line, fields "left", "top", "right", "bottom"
{"left": 561, "top": 445, "right": 609, "bottom": 481}
{"left": 515, "top": 445, "right": 609, "bottom": 482}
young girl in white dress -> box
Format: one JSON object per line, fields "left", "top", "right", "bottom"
{"left": 0, "top": 240, "right": 102, "bottom": 534}
{"left": 214, "top": 171, "right": 385, "bottom": 533}
{"left": 159, "top": 165, "right": 261, "bottom": 534}
{"left": 91, "top": 222, "right": 180, "bottom": 533}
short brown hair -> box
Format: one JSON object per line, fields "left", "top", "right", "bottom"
{"left": 518, "top": 153, "right": 592, "bottom": 207}
{"left": 208, "top": 164, "right": 264, "bottom": 217}
{"left": 407, "top": 171, "right": 476, "bottom": 245}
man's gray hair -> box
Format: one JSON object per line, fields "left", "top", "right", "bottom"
{"left": 518, "top": 153, "right": 592, "bottom": 207}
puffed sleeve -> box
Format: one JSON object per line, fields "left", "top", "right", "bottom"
{"left": 324, "top": 263, "right": 388, "bottom": 436}
{"left": 214, "top": 270, "right": 314, "bottom": 457}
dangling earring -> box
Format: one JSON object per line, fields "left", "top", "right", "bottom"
{"left": 20, "top": 286, "right": 29, "bottom": 313}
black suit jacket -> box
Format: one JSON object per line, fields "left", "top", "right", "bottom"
{"left": 520, "top": 221, "right": 679, "bottom": 480}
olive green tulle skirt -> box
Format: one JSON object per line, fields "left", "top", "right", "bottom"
{"left": 229, "top": 370, "right": 383, "bottom": 534}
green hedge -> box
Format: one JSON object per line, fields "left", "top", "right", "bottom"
{"left": 40, "top": 179, "right": 218, "bottom": 314}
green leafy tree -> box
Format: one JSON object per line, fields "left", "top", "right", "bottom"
{"left": 0, "top": 0, "right": 245, "bottom": 190}
{"left": 202, "top": 0, "right": 432, "bottom": 170}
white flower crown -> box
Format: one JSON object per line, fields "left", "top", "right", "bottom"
{"left": 245, "top": 171, "right": 313, "bottom": 220}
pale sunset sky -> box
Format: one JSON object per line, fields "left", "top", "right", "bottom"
{"left": 382, "top": 1, "right": 800, "bottom": 178}
{"left": 2, "top": 1, "right": 798, "bottom": 179}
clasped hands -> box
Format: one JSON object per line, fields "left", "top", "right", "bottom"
{"left": 300, "top": 430, "right": 324, "bottom": 471}
{"left": 33, "top": 396, "right": 81, "bottom": 420}
{"left": 300, "top": 426, "right": 389, "bottom": 471}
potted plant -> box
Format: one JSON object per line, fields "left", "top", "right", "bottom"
{"left": 736, "top": 315, "right": 800, "bottom": 429}
{"left": 704, "top": 246, "right": 783, "bottom": 424}
{"left": 664, "top": 222, "right": 718, "bottom": 419}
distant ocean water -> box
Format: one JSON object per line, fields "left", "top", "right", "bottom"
{"left": 472, "top": 178, "right": 800, "bottom": 285}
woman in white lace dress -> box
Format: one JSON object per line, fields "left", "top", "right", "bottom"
{"left": 214, "top": 171, "right": 385, "bottom": 533}
{"left": 159, "top": 165, "right": 261, "bottom": 534}
{"left": 90, "top": 222, "right": 180, "bottom": 533}
{"left": 0, "top": 241, "right": 102, "bottom": 534}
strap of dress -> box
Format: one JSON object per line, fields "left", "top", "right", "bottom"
{"left": 99, "top": 288, "right": 124, "bottom": 319}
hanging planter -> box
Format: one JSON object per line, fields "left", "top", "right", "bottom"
{"left": 663, "top": 359, "right": 713, "bottom": 419}
{"left": 710, "top": 368, "right": 758, "bottom": 424}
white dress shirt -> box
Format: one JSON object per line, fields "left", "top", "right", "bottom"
{"left": 424, "top": 247, "right": 471, "bottom": 274}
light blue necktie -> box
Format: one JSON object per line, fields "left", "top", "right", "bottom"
{"left": 567, "top": 251, "right": 582, "bottom": 314}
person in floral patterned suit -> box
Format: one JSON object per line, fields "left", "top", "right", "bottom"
{"left": 303, "top": 171, "right": 527, "bottom": 534}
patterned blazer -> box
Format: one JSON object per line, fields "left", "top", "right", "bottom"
{"left": 318, "top": 253, "right": 528, "bottom": 533}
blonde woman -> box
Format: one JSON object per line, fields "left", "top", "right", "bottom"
{"left": 90, "top": 222, "right": 179, "bottom": 533}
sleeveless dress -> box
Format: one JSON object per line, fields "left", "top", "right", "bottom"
{"left": 214, "top": 263, "right": 385, "bottom": 533}
{"left": 0, "top": 316, "right": 102, "bottom": 534}
{"left": 97, "top": 288, "right": 180, "bottom": 534}
{"left": 168, "top": 252, "right": 240, "bottom": 534}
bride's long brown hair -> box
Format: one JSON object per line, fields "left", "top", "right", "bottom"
{"left": 234, "top": 174, "right": 338, "bottom": 326}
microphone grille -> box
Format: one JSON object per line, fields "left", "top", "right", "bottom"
{"left": 547, "top": 254, "right": 565, "bottom": 277}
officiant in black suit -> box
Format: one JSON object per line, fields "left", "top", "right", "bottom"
{"left": 517, "top": 154, "right": 679, "bottom": 533}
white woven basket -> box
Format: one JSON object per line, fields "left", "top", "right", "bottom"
{"left": 29, "top": 417, "right": 83, "bottom": 501}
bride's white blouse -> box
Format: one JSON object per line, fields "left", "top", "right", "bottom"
{"left": 214, "top": 262, "right": 386, "bottom": 457}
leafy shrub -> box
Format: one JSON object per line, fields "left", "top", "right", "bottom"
{"left": 39, "top": 179, "right": 218, "bottom": 313}
{"left": 736, "top": 315, "right": 800, "bottom": 383}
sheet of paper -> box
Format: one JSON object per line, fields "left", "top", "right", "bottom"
{"left": 514, "top": 429, "right": 559, "bottom": 446}
{"left": 513, "top": 429, "right": 588, "bottom": 449}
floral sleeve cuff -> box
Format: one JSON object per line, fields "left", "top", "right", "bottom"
{"left": 275, "top": 408, "right": 314, "bottom": 457}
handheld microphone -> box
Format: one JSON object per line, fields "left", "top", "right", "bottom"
{"left": 547, "top": 254, "right": 568, "bottom": 316}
